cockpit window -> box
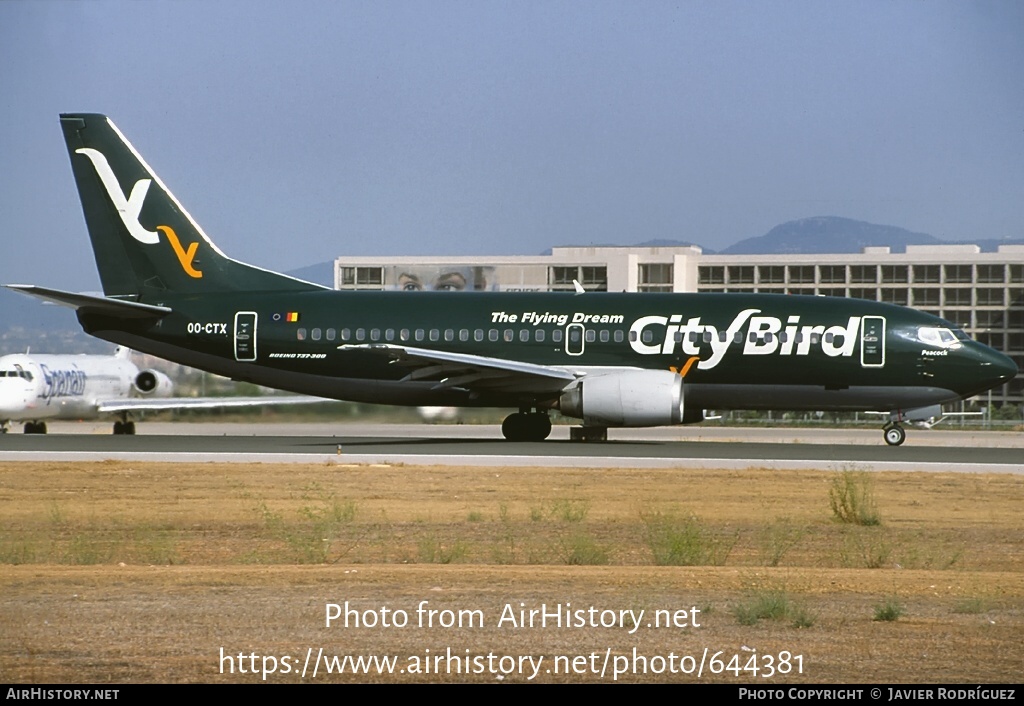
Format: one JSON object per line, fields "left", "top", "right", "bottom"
{"left": 938, "top": 319, "right": 971, "bottom": 341}
{"left": 918, "top": 327, "right": 962, "bottom": 349}
{"left": 0, "top": 370, "right": 32, "bottom": 380}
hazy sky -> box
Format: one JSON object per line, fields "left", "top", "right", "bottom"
{"left": 2, "top": 0, "right": 1023, "bottom": 291}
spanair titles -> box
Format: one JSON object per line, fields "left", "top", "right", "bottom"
{"left": 38, "top": 364, "right": 88, "bottom": 400}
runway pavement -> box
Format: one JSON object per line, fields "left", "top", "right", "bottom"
{"left": 1, "top": 422, "right": 1021, "bottom": 472}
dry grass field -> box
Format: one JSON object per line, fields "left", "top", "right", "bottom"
{"left": 1, "top": 460, "right": 1021, "bottom": 683}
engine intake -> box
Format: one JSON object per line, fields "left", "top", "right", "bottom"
{"left": 133, "top": 369, "right": 173, "bottom": 397}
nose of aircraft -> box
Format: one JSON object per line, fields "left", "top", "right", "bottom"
{"left": 0, "top": 382, "right": 33, "bottom": 419}
{"left": 992, "top": 348, "right": 1019, "bottom": 381}
{"left": 977, "top": 344, "right": 1019, "bottom": 390}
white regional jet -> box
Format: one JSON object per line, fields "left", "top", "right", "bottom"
{"left": 0, "top": 347, "right": 324, "bottom": 434}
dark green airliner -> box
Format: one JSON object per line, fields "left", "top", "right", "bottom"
{"left": 7, "top": 114, "right": 1017, "bottom": 445}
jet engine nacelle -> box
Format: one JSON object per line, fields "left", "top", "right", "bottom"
{"left": 559, "top": 370, "right": 685, "bottom": 427}
{"left": 133, "top": 369, "right": 173, "bottom": 397}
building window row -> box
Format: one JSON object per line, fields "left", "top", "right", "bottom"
{"left": 338, "top": 266, "right": 384, "bottom": 288}
{"left": 549, "top": 266, "right": 608, "bottom": 291}
{"left": 699, "top": 263, "right": 1024, "bottom": 286}
{"left": 639, "top": 264, "right": 673, "bottom": 292}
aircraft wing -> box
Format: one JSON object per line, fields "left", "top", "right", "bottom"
{"left": 96, "top": 396, "right": 335, "bottom": 413}
{"left": 339, "top": 343, "right": 579, "bottom": 394}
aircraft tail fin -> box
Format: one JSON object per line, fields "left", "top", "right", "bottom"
{"left": 59, "top": 114, "right": 325, "bottom": 298}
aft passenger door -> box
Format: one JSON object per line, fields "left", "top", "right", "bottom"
{"left": 234, "top": 311, "right": 258, "bottom": 361}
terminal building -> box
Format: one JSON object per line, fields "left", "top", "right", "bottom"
{"left": 335, "top": 244, "right": 1024, "bottom": 407}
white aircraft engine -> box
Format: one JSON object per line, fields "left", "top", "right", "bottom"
{"left": 133, "top": 369, "right": 174, "bottom": 397}
{"left": 558, "top": 370, "right": 688, "bottom": 427}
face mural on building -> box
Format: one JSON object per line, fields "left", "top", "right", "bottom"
{"left": 389, "top": 266, "right": 497, "bottom": 292}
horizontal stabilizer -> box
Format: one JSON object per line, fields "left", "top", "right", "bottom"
{"left": 4, "top": 284, "right": 171, "bottom": 319}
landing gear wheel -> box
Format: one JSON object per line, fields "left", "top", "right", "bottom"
{"left": 501, "top": 412, "right": 551, "bottom": 441}
{"left": 113, "top": 419, "right": 136, "bottom": 435}
{"left": 501, "top": 413, "right": 523, "bottom": 440}
{"left": 24, "top": 422, "right": 47, "bottom": 434}
{"left": 883, "top": 424, "right": 906, "bottom": 446}
{"left": 527, "top": 414, "right": 551, "bottom": 441}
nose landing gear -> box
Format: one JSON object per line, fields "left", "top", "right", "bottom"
{"left": 883, "top": 423, "right": 906, "bottom": 446}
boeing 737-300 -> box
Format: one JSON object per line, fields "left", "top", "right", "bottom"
{"left": 5, "top": 114, "right": 1018, "bottom": 444}
{"left": 0, "top": 346, "right": 326, "bottom": 434}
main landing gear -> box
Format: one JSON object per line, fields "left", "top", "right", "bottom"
{"left": 113, "top": 420, "right": 136, "bottom": 435}
{"left": 24, "top": 421, "right": 47, "bottom": 434}
{"left": 501, "top": 411, "right": 552, "bottom": 441}
{"left": 113, "top": 412, "right": 136, "bottom": 435}
{"left": 883, "top": 422, "right": 906, "bottom": 447}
